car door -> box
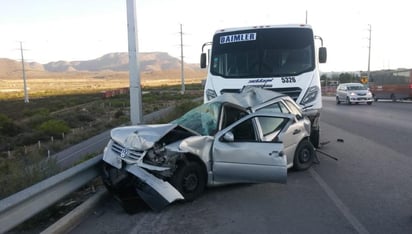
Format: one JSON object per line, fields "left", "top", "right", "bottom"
{"left": 211, "top": 113, "right": 288, "bottom": 184}
{"left": 338, "top": 85, "right": 347, "bottom": 100}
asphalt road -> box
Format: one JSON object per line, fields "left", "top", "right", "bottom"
{"left": 69, "top": 97, "right": 412, "bottom": 234}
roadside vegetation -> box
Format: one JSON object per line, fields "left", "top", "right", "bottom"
{"left": 0, "top": 83, "right": 203, "bottom": 198}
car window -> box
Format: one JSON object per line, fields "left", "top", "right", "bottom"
{"left": 257, "top": 116, "right": 288, "bottom": 142}
{"left": 284, "top": 100, "right": 303, "bottom": 119}
{"left": 172, "top": 101, "right": 221, "bottom": 135}
{"left": 231, "top": 118, "right": 257, "bottom": 141}
{"left": 221, "top": 105, "right": 248, "bottom": 129}
{"left": 257, "top": 101, "right": 291, "bottom": 114}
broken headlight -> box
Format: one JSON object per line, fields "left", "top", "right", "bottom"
{"left": 146, "top": 143, "right": 167, "bottom": 165}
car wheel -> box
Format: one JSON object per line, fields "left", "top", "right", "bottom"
{"left": 293, "top": 140, "right": 315, "bottom": 171}
{"left": 367, "top": 101, "right": 372, "bottom": 105}
{"left": 346, "top": 97, "right": 352, "bottom": 105}
{"left": 170, "top": 161, "right": 206, "bottom": 201}
{"left": 336, "top": 96, "right": 341, "bottom": 104}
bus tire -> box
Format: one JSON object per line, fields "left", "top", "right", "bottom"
{"left": 310, "top": 129, "right": 320, "bottom": 149}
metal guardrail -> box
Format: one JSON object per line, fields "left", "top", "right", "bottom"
{"left": 0, "top": 155, "right": 102, "bottom": 233}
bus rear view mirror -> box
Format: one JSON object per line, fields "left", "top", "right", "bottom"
{"left": 319, "top": 47, "right": 327, "bottom": 63}
{"left": 200, "top": 53, "right": 207, "bottom": 68}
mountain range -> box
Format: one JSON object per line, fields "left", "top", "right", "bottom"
{"left": 0, "top": 52, "right": 201, "bottom": 77}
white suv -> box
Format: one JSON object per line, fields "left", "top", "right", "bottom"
{"left": 336, "top": 83, "right": 373, "bottom": 105}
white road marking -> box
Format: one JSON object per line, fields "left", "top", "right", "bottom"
{"left": 309, "top": 168, "right": 370, "bottom": 234}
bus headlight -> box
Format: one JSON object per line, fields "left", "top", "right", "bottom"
{"left": 301, "top": 86, "right": 319, "bottom": 105}
{"left": 206, "top": 89, "right": 217, "bottom": 101}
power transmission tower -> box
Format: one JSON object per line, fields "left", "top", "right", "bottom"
{"left": 180, "top": 24, "right": 185, "bottom": 94}
{"left": 20, "top": 41, "right": 29, "bottom": 103}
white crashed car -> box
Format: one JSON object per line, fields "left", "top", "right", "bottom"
{"left": 101, "top": 87, "right": 315, "bottom": 211}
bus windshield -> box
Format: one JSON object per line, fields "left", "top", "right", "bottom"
{"left": 210, "top": 28, "right": 315, "bottom": 78}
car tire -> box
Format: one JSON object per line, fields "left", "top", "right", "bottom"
{"left": 391, "top": 94, "right": 397, "bottom": 102}
{"left": 293, "top": 140, "right": 315, "bottom": 171}
{"left": 373, "top": 94, "right": 378, "bottom": 102}
{"left": 336, "top": 96, "right": 340, "bottom": 104}
{"left": 170, "top": 161, "right": 206, "bottom": 201}
{"left": 346, "top": 97, "right": 352, "bottom": 105}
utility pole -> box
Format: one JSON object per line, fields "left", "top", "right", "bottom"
{"left": 126, "top": 0, "right": 142, "bottom": 125}
{"left": 367, "top": 24, "right": 372, "bottom": 84}
{"left": 180, "top": 24, "right": 185, "bottom": 94}
{"left": 305, "top": 10, "right": 308, "bottom": 24}
{"left": 20, "top": 41, "right": 29, "bottom": 103}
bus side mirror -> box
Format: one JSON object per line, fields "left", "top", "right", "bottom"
{"left": 319, "top": 47, "right": 327, "bottom": 63}
{"left": 200, "top": 53, "right": 207, "bottom": 68}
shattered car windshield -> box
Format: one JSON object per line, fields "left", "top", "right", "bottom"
{"left": 171, "top": 102, "right": 222, "bottom": 136}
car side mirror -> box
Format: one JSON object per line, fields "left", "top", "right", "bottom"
{"left": 319, "top": 47, "right": 327, "bottom": 63}
{"left": 223, "top": 132, "right": 234, "bottom": 142}
{"left": 200, "top": 53, "right": 207, "bottom": 68}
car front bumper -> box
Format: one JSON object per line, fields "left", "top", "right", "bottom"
{"left": 349, "top": 96, "right": 373, "bottom": 103}
{"left": 102, "top": 144, "right": 184, "bottom": 211}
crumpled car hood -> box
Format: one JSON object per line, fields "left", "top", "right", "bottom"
{"left": 110, "top": 124, "right": 178, "bottom": 150}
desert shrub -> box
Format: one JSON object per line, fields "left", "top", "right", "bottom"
{"left": 0, "top": 136, "right": 12, "bottom": 151}
{"left": 77, "top": 113, "right": 95, "bottom": 122}
{"left": 59, "top": 112, "right": 94, "bottom": 129}
{"left": 15, "top": 131, "right": 48, "bottom": 146}
{"left": 38, "top": 119, "right": 70, "bottom": 137}
{"left": 23, "top": 107, "right": 50, "bottom": 118}
{"left": 157, "top": 101, "right": 200, "bottom": 123}
{"left": 0, "top": 114, "right": 22, "bottom": 136}
{"left": 26, "top": 113, "right": 52, "bottom": 129}
{"left": 114, "top": 109, "right": 124, "bottom": 119}
{"left": 0, "top": 156, "right": 59, "bottom": 198}
{"left": 108, "top": 99, "right": 128, "bottom": 108}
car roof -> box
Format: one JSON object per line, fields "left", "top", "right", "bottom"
{"left": 210, "top": 87, "right": 287, "bottom": 109}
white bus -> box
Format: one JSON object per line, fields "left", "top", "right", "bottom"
{"left": 200, "top": 24, "right": 327, "bottom": 147}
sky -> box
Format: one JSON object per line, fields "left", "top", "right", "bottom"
{"left": 1, "top": 0, "right": 411, "bottom": 72}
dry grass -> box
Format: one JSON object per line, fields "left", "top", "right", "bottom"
{"left": 0, "top": 69, "right": 206, "bottom": 100}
